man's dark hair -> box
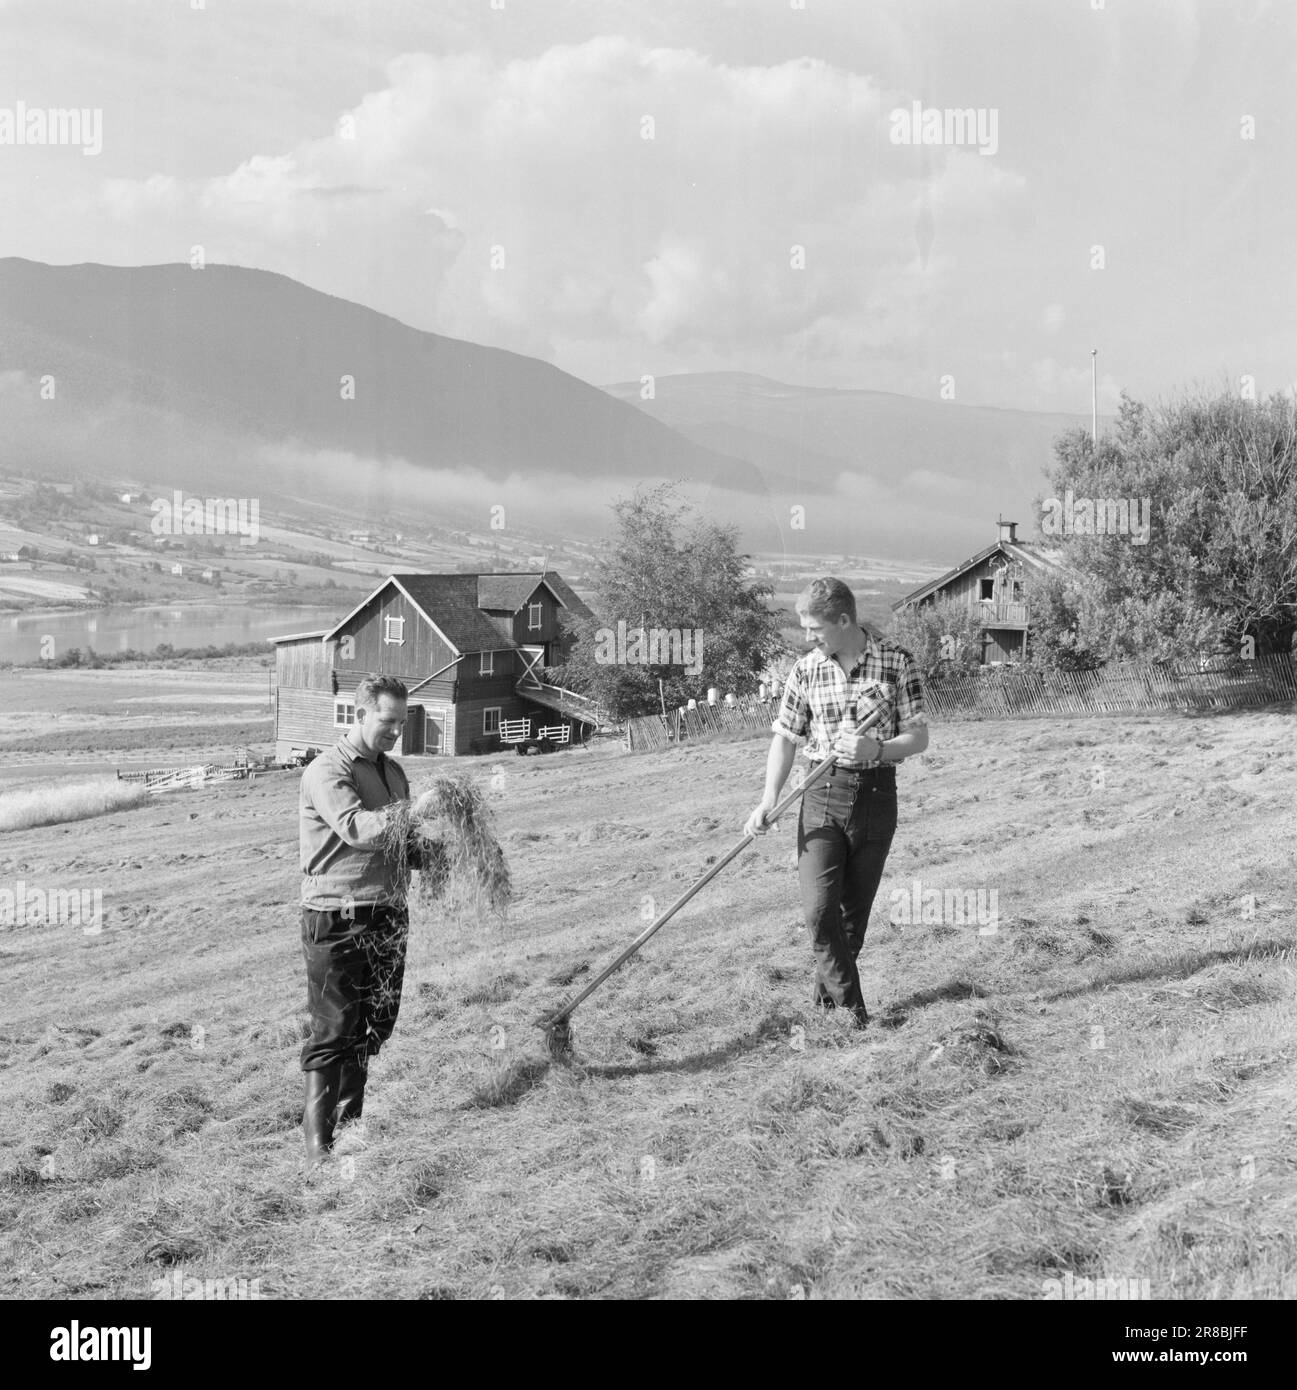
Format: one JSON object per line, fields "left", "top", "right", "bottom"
{"left": 355, "top": 674, "right": 409, "bottom": 709}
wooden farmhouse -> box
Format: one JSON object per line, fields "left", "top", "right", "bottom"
{"left": 270, "top": 570, "right": 605, "bottom": 760}
{"left": 891, "top": 519, "right": 1071, "bottom": 665}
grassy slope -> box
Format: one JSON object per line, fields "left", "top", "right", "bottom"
{"left": 1, "top": 709, "right": 1295, "bottom": 1300}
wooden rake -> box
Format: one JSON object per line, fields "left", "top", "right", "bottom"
{"left": 536, "top": 703, "right": 889, "bottom": 1060}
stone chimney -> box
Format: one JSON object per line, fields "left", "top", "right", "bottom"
{"left": 997, "top": 517, "right": 1018, "bottom": 544}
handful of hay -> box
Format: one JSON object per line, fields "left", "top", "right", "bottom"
{"left": 381, "top": 774, "right": 512, "bottom": 917}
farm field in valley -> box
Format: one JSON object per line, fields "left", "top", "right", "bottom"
{"left": 0, "top": 668, "right": 273, "bottom": 779}
{"left": 1, "top": 705, "right": 1295, "bottom": 1299}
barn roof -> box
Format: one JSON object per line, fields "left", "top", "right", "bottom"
{"left": 537, "top": 570, "right": 591, "bottom": 616}
{"left": 476, "top": 571, "right": 592, "bottom": 617}
{"left": 477, "top": 573, "right": 550, "bottom": 612}
{"left": 891, "top": 539, "right": 1073, "bottom": 611}
{"left": 317, "top": 570, "right": 591, "bottom": 654}
{"left": 388, "top": 574, "right": 510, "bottom": 653}
{"left": 267, "top": 628, "right": 330, "bottom": 645}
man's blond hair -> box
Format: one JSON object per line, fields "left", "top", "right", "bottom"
{"left": 795, "top": 578, "right": 882, "bottom": 638}
{"left": 796, "top": 577, "right": 857, "bottom": 624}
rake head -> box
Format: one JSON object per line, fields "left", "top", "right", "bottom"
{"left": 537, "top": 1011, "right": 575, "bottom": 1062}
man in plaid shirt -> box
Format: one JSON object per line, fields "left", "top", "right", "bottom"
{"left": 744, "top": 578, "right": 929, "bottom": 1026}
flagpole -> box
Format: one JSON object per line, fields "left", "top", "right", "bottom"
{"left": 1091, "top": 348, "right": 1098, "bottom": 444}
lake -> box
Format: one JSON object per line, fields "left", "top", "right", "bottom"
{"left": 1, "top": 604, "right": 344, "bottom": 664}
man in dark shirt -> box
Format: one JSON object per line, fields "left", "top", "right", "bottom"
{"left": 298, "top": 673, "right": 411, "bottom": 1166}
{"left": 744, "top": 579, "right": 929, "bottom": 1026}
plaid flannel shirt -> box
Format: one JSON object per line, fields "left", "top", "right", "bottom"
{"left": 771, "top": 629, "right": 928, "bottom": 769}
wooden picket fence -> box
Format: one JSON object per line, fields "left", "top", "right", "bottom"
{"left": 623, "top": 653, "right": 1297, "bottom": 749}
{"left": 625, "top": 698, "right": 777, "bottom": 751}
{"left": 925, "top": 652, "right": 1297, "bottom": 721}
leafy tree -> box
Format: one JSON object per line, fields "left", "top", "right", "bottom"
{"left": 1021, "top": 569, "right": 1104, "bottom": 670}
{"left": 1036, "top": 389, "right": 1297, "bottom": 661}
{"left": 557, "top": 484, "right": 788, "bottom": 718}
{"left": 14, "top": 483, "right": 74, "bottom": 528}
{"left": 889, "top": 594, "right": 986, "bottom": 678}
{"left": 73, "top": 480, "right": 117, "bottom": 504}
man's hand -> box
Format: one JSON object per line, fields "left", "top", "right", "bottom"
{"left": 833, "top": 730, "right": 882, "bottom": 765}
{"left": 744, "top": 798, "right": 779, "bottom": 837}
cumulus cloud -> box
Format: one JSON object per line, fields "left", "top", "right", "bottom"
{"left": 94, "top": 37, "right": 1025, "bottom": 377}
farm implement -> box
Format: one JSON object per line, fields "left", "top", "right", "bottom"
{"left": 115, "top": 747, "right": 282, "bottom": 792}
{"left": 536, "top": 702, "right": 889, "bottom": 1061}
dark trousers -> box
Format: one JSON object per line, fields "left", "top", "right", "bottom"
{"left": 300, "top": 903, "right": 409, "bottom": 1072}
{"left": 796, "top": 765, "right": 897, "bottom": 1011}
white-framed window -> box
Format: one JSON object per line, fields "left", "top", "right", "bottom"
{"left": 334, "top": 699, "right": 355, "bottom": 727}
{"left": 528, "top": 601, "right": 543, "bottom": 630}
{"left": 383, "top": 615, "right": 405, "bottom": 645}
{"left": 480, "top": 650, "right": 494, "bottom": 676}
{"left": 483, "top": 707, "right": 501, "bottom": 735}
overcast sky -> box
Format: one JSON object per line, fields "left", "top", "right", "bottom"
{"left": 2, "top": 0, "right": 1293, "bottom": 413}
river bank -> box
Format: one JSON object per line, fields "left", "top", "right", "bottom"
{"left": 0, "top": 602, "right": 341, "bottom": 665}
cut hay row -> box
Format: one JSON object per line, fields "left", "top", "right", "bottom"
{"left": 0, "top": 777, "right": 150, "bottom": 832}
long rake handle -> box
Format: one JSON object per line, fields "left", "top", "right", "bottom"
{"left": 539, "top": 706, "right": 887, "bottom": 1028}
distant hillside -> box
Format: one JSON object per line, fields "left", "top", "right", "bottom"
{"left": 0, "top": 259, "right": 756, "bottom": 491}
{"left": 603, "top": 371, "right": 1108, "bottom": 559}
{"left": 0, "top": 259, "right": 1109, "bottom": 563}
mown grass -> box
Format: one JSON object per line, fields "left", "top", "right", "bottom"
{"left": 0, "top": 719, "right": 272, "bottom": 757}
{"left": 1, "top": 706, "right": 1295, "bottom": 1299}
{"left": 0, "top": 777, "right": 150, "bottom": 832}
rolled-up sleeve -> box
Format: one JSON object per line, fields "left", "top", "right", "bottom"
{"left": 311, "top": 769, "right": 390, "bottom": 850}
{"left": 895, "top": 651, "right": 929, "bottom": 732}
{"left": 771, "top": 665, "right": 811, "bottom": 746}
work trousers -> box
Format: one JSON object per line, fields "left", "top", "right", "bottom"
{"left": 299, "top": 903, "right": 409, "bottom": 1072}
{"left": 796, "top": 764, "right": 898, "bottom": 1012}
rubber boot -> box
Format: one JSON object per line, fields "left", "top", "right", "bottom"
{"left": 332, "top": 1055, "right": 368, "bottom": 1132}
{"left": 302, "top": 1063, "right": 342, "bottom": 1166}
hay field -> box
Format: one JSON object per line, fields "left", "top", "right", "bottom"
{"left": 1, "top": 707, "right": 1295, "bottom": 1299}
{"left": 0, "top": 668, "right": 272, "bottom": 780}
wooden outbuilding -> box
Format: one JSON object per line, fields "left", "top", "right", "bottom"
{"left": 891, "top": 519, "right": 1071, "bottom": 664}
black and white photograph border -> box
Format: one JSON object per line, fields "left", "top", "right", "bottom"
{"left": 0, "top": 0, "right": 1293, "bottom": 1347}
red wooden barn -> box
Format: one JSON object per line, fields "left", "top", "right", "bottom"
{"left": 270, "top": 570, "right": 607, "bottom": 760}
